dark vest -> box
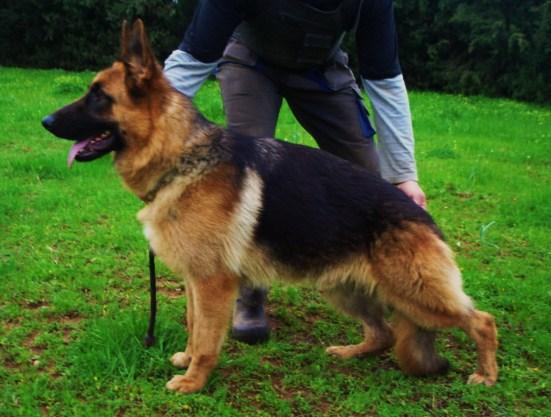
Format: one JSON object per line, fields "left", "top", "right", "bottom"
{"left": 234, "top": 0, "right": 362, "bottom": 70}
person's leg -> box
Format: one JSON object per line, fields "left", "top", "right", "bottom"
{"left": 217, "top": 60, "right": 282, "bottom": 344}
{"left": 285, "top": 86, "right": 380, "bottom": 173}
{"left": 217, "top": 62, "right": 282, "bottom": 138}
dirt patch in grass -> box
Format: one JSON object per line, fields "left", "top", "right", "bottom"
{"left": 116, "top": 408, "right": 128, "bottom": 417}
{"left": 23, "top": 329, "right": 43, "bottom": 353}
{"left": 60, "top": 327, "right": 73, "bottom": 344}
{"left": 3, "top": 317, "right": 22, "bottom": 332}
{"left": 157, "top": 279, "right": 185, "bottom": 299}
{"left": 43, "top": 312, "right": 84, "bottom": 343}
{"left": 58, "top": 313, "right": 84, "bottom": 343}
{"left": 25, "top": 300, "right": 50, "bottom": 310}
{"left": 59, "top": 313, "right": 83, "bottom": 325}
{"left": 3, "top": 356, "right": 20, "bottom": 370}
{"left": 44, "top": 362, "right": 62, "bottom": 380}
{"left": 260, "top": 356, "right": 285, "bottom": 368}
{"left": 270, "top": 373, "right": 295, "bottom": 401}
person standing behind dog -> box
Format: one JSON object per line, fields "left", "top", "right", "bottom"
{"left": 164, "top": 0, "right": 426, "bottom": 345}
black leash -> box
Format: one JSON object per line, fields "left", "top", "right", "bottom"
{"left": 144, "top": 247, "right": 157, "bottom": 347}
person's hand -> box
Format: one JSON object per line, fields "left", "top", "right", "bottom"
{"left": 396, "top": 180, "right": 427, "bottom": 210}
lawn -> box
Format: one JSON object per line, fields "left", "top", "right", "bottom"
{"left": 0, "top": 66, "right": 550, "bottom": 416}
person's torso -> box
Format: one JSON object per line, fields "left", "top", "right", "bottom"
{"left": 233, "top": 0, "right": 363, "bottom": 70}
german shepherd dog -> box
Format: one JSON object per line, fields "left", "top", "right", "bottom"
{"left": 42, "top": 20, "right": 498, "bottom": 393}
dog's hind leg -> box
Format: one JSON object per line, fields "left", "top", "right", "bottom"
{"left": 171, "top": 281, "right": 195, "bottom": 369}
{"left": 392, "top": 313, "right": 449, "bottom": 376}
{"left": 460, "top": 309, "right": 498, "bottom": 385}
{"left": 392, "top": 308, "right": 497, "bottom": 385}
{"left": 322, "top": 282, "right": 394, "bottom": 359}
{"left": 166, "top": 272, "right": 238, "bottom": 393}
{"left": 372, "top": 223, "right": 498, "bottom": 384}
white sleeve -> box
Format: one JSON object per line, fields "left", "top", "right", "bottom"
{"left": 163, "top": 49, "right": 219, "bottom": 99}
{"left": 362, "top": 74, "right": 418, "bottom": 184}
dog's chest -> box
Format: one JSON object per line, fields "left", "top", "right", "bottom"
{"left": 137, "top": 168, "right": 265, "bottom": 278}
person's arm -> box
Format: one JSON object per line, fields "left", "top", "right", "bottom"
{"left": 164, "top": 0, "right": 245, "bottom": 98}
{"left": 164, "top": 50, "right": 218, "bottom": 98}
{"left": 362, "top": 76, "right": 417, "bottom": 184}
{"left": 356, "top": 0, "right": 426, "bottom": 208}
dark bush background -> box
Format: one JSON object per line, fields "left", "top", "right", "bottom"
{"left": 1, "top": 0, "right": 550, "bottom": 103}
{"left": 0, "top": 0, "right": 197, "bottom": 70}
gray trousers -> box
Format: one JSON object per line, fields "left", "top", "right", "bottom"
{"left": 217, "top": 40, "right": 380, "bottom": 304}
{"left": 217, "top": 40, "right": 380, "bottom": 173}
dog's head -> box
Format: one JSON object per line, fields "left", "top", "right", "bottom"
{"left": 42, "top": 19, "right": 167, "bottom": 167}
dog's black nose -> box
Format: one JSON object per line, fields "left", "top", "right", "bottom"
{"left": 41, "top": 115, "right": 55, "bottom": 131}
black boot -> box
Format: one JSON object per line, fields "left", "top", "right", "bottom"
{"left": 231, "top": 285, "right": 270, "bottom": 344}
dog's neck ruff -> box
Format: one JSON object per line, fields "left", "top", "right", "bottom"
{"left": 142, "top": 140, "right": 227, "bottom": 204}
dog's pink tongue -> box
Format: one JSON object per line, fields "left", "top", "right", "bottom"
{"left": 67, "top": 140, "right": 89, "bottom": 168}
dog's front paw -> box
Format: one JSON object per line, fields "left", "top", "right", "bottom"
{"left": 467, "top": 372, "right": 496, "bottom": 386}
{"left": 166, "top": 375, "right": 205, "bottom": 393}
{"left": 171, "top": 352, "right": 192, "bottom": 368}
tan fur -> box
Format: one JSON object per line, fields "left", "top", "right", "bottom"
{"left": 54, "top": 20, "right": 499, "bottom": 393}
{"left": 369, "top": 223, "right": 497, "bottom": 382}
{"left": 166, "top": 272, "right": 238, "bottom": 393}
{"left": 139, "top": 163, "right": 240, "bottom": 278}
{"left": 223, "top": 169, "right": 264, "bottom": 273}
{"left": 393, "top": 314, "right": 449, "bottom": 376}
{"left": 323, "top": 287, "right": 395, "bottom": 358}
{"left": 170, "top": 283, "right": 195, "bottom": 369}
{"left": 370, "top": 223, "right": 473, "bottom": 320}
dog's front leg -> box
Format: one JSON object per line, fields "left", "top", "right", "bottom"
{"left": 170, "top": 281, "right": 195, "bottom": 368}
{"left": 166, "top": 272, "right": 238, "bottom": 394}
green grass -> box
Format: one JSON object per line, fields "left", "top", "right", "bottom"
{"left": 1, "top": 66, "right": 550, "bottom": 416}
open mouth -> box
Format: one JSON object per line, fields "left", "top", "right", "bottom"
{"left": 67, "top": 130, "right": 120, "bottom": 167}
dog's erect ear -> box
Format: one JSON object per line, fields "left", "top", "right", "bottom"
{"left": 119, "top": 19, "right": 159, "bottom": 96}
{"left": 120, "top": 20, "right": 131, "bottom": 59}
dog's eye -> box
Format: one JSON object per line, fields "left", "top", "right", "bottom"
{"left": 87, "top": 83, "right": 113, "bottom": 110}
{"left": 92, "top": 84, "right": 112, "bottom": 102}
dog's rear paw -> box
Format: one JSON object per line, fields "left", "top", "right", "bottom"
{"left": 326, "top": 345, "right": 362, "bottom": 359}
{"left": 171, "top": 352, "right": 192, "bottom": 368}
{"left": 467, "top": 372, "right": 496, "bottom": 386}
{"left": 166, "top": 375, "right": 204, "bottom": 393}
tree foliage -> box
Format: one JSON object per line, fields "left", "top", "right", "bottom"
{"left": 0, "top": 0, "right": 197, "bottom": 70}
{"left": 393, "top": 0, "right": 551, "bottom": 102}
{"left": 1, "top": 0, "right": 550, "bottom": 102}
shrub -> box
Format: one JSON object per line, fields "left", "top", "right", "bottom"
{"left": 52, "top": 74, "right": 87, "bottom": 95}
{"left": 0, "top": 0, "right": 197, "bottom": 70}
{"left": 1, "top": 0, "right": 550, "bottom": 103}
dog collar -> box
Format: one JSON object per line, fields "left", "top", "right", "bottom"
{"left": 143, "top": 167, "right": 181, "bottom": 203}
{"left": 142, "top": 140, "right": 227, "bottom": 204}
